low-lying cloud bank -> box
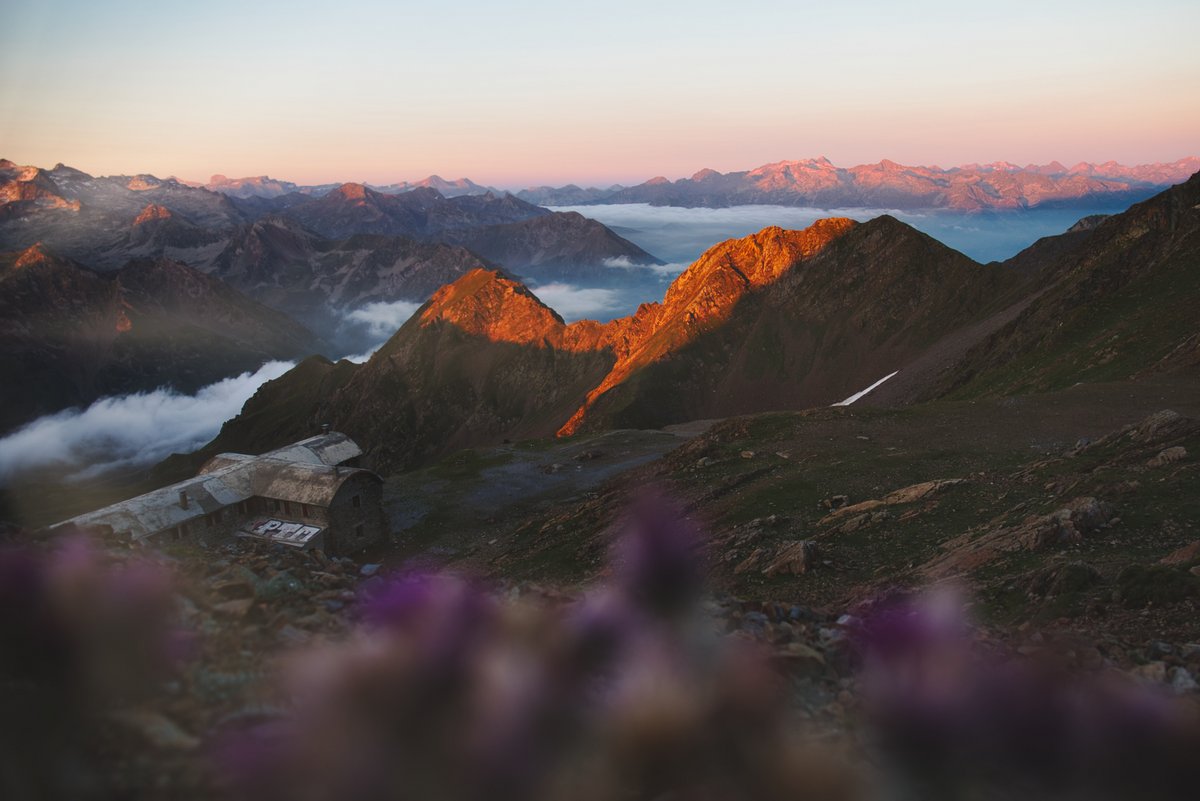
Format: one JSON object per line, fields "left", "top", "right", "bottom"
{"left": 529, "top": 283, "right": 626, "bottom": 322}
{"left": 335, "top": 299, "right": 425, "bottom": 363}
{"left": 0, "top": 360, "right": 295, "bottom": 483}
{"left": 344, "top": 300, "right": 423, "bottom": 340}
{"left": 602, "top": 256, "right": 688, "bottom": 276}
{"left": 556, "top": 203, "right": 1118, "bottom": 264}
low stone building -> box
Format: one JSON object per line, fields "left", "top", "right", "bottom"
{"left": 61, "top": 432, "right": 385, "bottom": 555}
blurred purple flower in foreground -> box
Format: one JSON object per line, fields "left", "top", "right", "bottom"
{"left": 849, "top": 589, "right": 1200, "bottom": 800}
{"left": 217, "top": 495, "right": 857, "bottom": 801}
{"left": 0, "top": 531, "right": 180, "bottom": 801}
{"left": 6, "top": 504, "right": 1200, "bottom": 801}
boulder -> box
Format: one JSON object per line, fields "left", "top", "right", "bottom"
{"left": 881, "top": 478, "right": 968, "bottom": 505}
{"left": 1147, "top": 446, "right": 1188, "bottom": 468}
{"left": 762, "top": 541, "right": 819, "bottom": 577}
{"left": 1014, "top": 497, "right": 1116, "bottom": 550}
{"left": 1160, "top": 541, "right": 1200, "bottom": 566}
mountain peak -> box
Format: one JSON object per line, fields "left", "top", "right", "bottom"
{"left": 14, "top": 242, "right": 55, "bottom": 269}
{"left": 691, "top": 168, "right": 722, "bottom": 181}
{"left": 133, "top": 203, "right": 173, "bottom": 225}
{"left": 415, "top": 268, "right": 567, "bottom": 345}
{"left": 666, "top": 218, "right": 859, "bottom": 301}
{"left": 330, "top": 182, "right": 372, "bottom": 201}
{"left": 126, "top": 174, "right": 164, "bottom": 191}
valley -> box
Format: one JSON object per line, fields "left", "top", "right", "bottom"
{"left": 2, "top": 155, "right": 1198, "bottom": 801}
{"left": 7, "top": 2, "right": 1200, "bottom": 797}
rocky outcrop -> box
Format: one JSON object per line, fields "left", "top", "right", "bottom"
{"left": 819, "top": 479, "right": 969, "bottom": 526}
{"left": 762, "top": 540, "right": 820, "bottom": 577}
{"left": 1009, "top": 497, "right": 1118, "bottom": 551}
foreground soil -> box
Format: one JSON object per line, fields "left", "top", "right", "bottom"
{"left": 385, "top": 371, "right": 1200, "bottom": 643}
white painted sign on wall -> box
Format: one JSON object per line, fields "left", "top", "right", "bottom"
{"left": 248, "top": 518, "right": 322, "bottom": 545}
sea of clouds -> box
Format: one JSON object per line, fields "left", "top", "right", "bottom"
{"left": 553, "top": 203, "right": 1115, "bottom": 264}
{"left": 0, "top": 360, "right": 296, "bottom": 483}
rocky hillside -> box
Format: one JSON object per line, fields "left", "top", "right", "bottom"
{"left": 0, "top": 245, "right": 320, "bottom": 434}
{"left": 872, "top": 171, "right": 1200, "bottom": 403}
{"left": 195, "top": 269, "right": 618, "bottom": 473}
{"left": 205, "top": 215, "right": 495, "bottom": 336}
{"left": 0, "top": 161, "right": 244, "bottom": 265}
{"left": 276, "top": 183, "right": 660, "bottom": 277}
{"left": 556, "top": 217, "right": 1022, "bottom": 435}
{"left": 186, "top": 214, "right": 1023, "bottom": 472}
{"left": 442, "top": 210, "right": 661, "bottom": 278}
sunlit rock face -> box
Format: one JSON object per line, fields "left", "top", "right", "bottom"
{"left": 206, "top": 212, "right": 1021, "bottom": 473}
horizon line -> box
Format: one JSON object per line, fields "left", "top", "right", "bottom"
{"left": 5, "top": 154, "right": 1199, "bottom": 194}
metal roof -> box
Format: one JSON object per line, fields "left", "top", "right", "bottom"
{"left": 252, "top": 461, "right": 375, "bottom": 507}
{"left": 60, "top": 432, "right": 371, "bottom": 542}
{"left": 258, "top": 432, "right": 363, "bottom": 468}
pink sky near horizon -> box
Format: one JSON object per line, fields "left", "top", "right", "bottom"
{"left": 1, "top": 1, "right": 1197, "bottom": 188}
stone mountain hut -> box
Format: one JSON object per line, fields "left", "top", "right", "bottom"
{"left": 60, "top": 432, "right": 385, "bottom": 555}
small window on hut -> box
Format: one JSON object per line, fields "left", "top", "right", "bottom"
{"left": 301, "top": 503, "right": 309, "bottom": 518}
{"left": 354, "top": 523, "right": 364, "bottom": 540}
{"left": 352, "top": 495, "right": 361, "bottom": 509}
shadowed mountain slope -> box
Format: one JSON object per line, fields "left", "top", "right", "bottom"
{"left": 188, "top": 215, "right": 1023, "bottom": 472}
{"left": 164, "top": 174, "right": 1200, "bottom": 477}
{"left": 0, "top": 245, "right": 320, "bottom": 434}
{"left": 883, "top": 172, "right": 1200, "bottom": 403}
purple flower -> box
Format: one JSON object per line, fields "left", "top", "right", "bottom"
{"left": 613, "top": 492, "right": 704, "bottom": 618}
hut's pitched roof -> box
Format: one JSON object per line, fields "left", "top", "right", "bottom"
{"left": 62, "top": 432, "right": 373, "bottom": 541}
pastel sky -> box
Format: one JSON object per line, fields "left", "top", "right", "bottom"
{"left": 1, "top": 0, "right": 1197, "bottom": 187}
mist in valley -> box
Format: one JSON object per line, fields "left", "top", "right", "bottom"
{"left": 555, "top": 203, "right": 1118, "bottom": 265}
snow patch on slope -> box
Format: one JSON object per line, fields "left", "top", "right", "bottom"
{"left": 833, "top": 371, "right": 899, "bottom": 407}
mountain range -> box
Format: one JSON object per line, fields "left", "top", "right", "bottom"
{"left": 146, "top": 157, "right": 1199, "bottom": 212}
{"left": 0, "top": 160, "right": 657, "bottom": 275}
{"left": 0, "top": 160, "right": 662, "bottom": 342}
{"left": 180, "top": 170, "right": 1200, "bottom": 475}
{"left": 198, "top": 173, "right": 499, "bottom": 199}
{"left": 515, "top": 157, "right": 1200, "bottom": 210}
